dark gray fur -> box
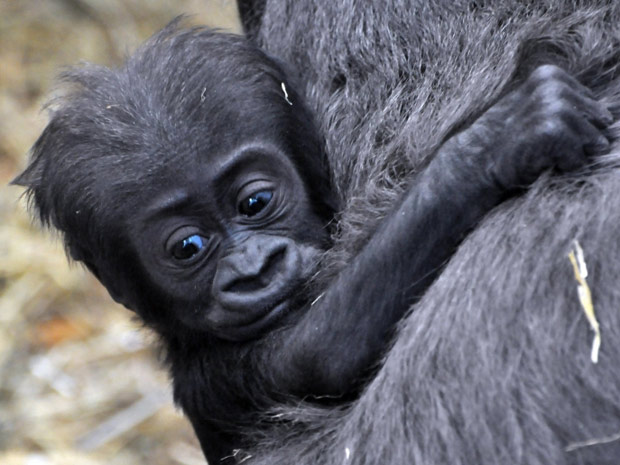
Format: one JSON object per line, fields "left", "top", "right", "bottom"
{"left": 235, "top": 1, "right": 620, "bottom": 463}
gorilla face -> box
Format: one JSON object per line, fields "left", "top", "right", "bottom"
{"left": 130, "top": 141, "right": 328, "bottom": 340}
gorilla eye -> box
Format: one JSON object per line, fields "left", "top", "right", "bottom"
{"left": 171, "top": 234, "right": 206, "bottom": 260}
{"left": 238, "top": 190, "right": 273, "bottom": 217}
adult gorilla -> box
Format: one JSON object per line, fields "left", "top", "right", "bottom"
{"left": 237, "top": 1, "right": 620, "bottom": 464}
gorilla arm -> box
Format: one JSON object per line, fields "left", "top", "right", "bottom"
{"left": 261, "top": 65, "right": 611, "bottom": 397}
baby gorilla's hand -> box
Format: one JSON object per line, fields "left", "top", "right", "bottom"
{"left": 446, "top": 64, "right": 613, "bottom": 192}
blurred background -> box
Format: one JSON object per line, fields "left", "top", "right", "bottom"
{"left": 0, "top": 1, "right": 240, "bottom": 464}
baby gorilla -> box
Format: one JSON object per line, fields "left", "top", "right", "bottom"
{"left": 14, "top": 24, "right": 611, "bottom": 462}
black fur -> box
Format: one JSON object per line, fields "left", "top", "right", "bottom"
{"left": 231, "top": 1, "right": 620, "bottom": 464}
{"left": 18, "top": 24, "right": 612, "bottom": 461}
{"left": 12, "top": 1, "right": 620, "bottom": 464}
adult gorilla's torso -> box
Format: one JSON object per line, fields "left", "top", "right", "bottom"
{"left": 245, "top": 1, "right": 620, "bottom": 464}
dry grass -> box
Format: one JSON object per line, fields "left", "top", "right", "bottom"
{"left": 0, "top": 2, "right": 240, "bottom": 464}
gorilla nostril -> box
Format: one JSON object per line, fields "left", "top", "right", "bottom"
{"left": 222, "top": 247, "right": 287, "bottom": 294}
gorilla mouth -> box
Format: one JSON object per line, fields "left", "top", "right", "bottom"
{"left": 212, "top": 294, "right": 294, "bottom": 342}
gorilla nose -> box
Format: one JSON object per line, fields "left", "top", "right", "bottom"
{"left": 221, "top": 245, "right": 286, "bottom": 294}
{"left": 213, "top": 236, "right": 300, "bottom": 311}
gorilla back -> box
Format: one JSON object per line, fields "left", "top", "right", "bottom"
{"left": 238, "top": 1, "right": 620, "bottom": 464}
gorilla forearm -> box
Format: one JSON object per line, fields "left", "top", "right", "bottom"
{"left": 262, "top": 64, "right": 610, "bottom": 397}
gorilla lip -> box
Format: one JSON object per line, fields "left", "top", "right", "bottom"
{"left": 212, "top": 296, "right": 292, "bottom": 341}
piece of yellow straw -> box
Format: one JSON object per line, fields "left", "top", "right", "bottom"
{"left": 568, "top": 240, "right": 600, "bottom": 364}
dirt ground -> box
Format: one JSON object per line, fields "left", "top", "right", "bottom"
{"left": 0, "top": 2, "right": 240, "bottom": 464}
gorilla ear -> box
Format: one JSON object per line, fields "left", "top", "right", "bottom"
{"left": 74, "top": 247, "right": 135, "bottom": 311}
{"left": 11, "top": 160, "right": 43, "bottom": 188}
{"left": 11, "top": 118, "right": 62, "bottom": 189}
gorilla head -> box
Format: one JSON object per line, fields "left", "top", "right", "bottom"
{"left": 15, "top": 26, "right": 336, "bottom": 341}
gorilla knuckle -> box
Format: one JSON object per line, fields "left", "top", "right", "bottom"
{"left": 529, "top": 64, "right": 565, "bottom": 83}
{"left": 530, "top": 78, "right": 566, "bottom": 105}
{"left": 534, "top": 116, "right": 567, "bottom": 141}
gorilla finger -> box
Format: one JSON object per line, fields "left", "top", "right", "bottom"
{"left": 583, "top": 135, "right": 612, "bottom": 157}
{"left": 528, "top": 65, "right": 596, "bottom": 100}
{"left": 587, "top": 102, "right": 614, "bottom": 129}
{"left": 552, "top": 137, "right": 591, "bottom": 172}
{"left": 550, "top": 120, "right": 608, "bottom": 173}
{"left": 564, "top": 88, "right": 614, "bottom": 128}
{"left": 559, "top": 72, "right": 598, "bottom": 102}
{"left": 570, "top": 116, "right": 611, "bottom": 157}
